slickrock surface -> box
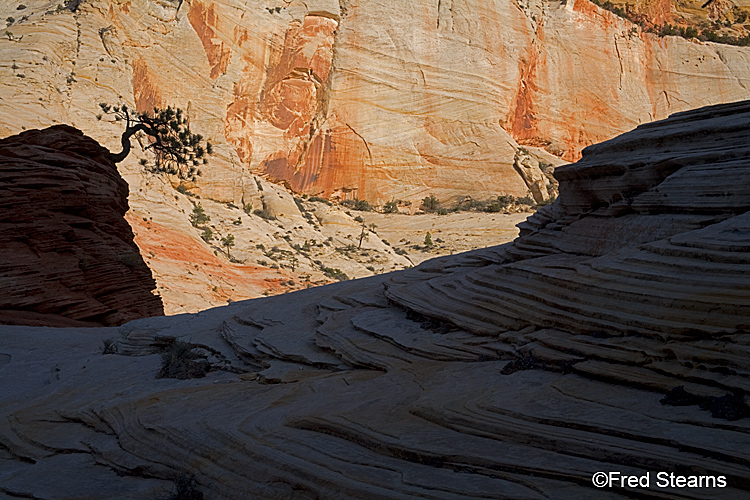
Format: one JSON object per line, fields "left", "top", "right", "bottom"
{"left": 0, "top": 124, "right": 163, "bottom": 326}
{"left": 1, "top": 103, "right": 750, "bottom": 498}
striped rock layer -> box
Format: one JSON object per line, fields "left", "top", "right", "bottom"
{"left": 1, "top": 103, "right": 749, "bottom": 497}
{"left": 1, "top": 0, "right": 750, "bottom": 205}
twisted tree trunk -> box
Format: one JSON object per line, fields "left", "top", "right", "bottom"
{"left": 110, "top": 123, "right": 147, "bottom": 163}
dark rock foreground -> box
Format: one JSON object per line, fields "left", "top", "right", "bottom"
{"left": 0, "top": 103, "right": 749, "bottom": 498}
{"left": 0, "top": 125, "right": 163, "bottom": 326}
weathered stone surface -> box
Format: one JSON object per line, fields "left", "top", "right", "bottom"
{"left": 0, "top": 125, "right": 163, "bottom": 326}
{"left": 1, "top": 0, "right": 749, "bottom": 206}
{"left": 1, "top": 101, "right": 749, "bottom": 498}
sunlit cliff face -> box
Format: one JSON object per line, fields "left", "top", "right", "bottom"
{"left": 2, "top": 0, "right": 748, "bottom": 207}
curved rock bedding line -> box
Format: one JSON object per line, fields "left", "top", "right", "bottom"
{"left": 2, "top": 102, "right": 750, "bottom": 498}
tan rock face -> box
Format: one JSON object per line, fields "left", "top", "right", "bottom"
{"left": 0, "top": 125, "right": 163, "bottom": 326}
{"left": 1, "top": 0, "right": 749, "bottom": 207}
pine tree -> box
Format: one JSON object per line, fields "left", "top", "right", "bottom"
{"left": 100, "top": 103, "right": 213, "bottom": 182}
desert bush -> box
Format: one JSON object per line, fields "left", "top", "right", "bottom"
{"left": 189, "top": 204, "right": 210, "bottom": 227}
{"left": 253, "top": 208, "right": 276, "bottom": 220}
{"left": 516, "top": 195, "right": 535, "bottom": 206}
{"left": 100, "top": 338, "right": 117, "bottom": 355}
{"left": 164, "top": 473, "right": 203, "bottom": 500}
{"left": 322, "top": 266, "right": 349, "bottom": 281}
{"left": 421, "top": 195, "right": 440, "bottom": 212}
{"left": 308, "top": 196, "right": 331, "bottom": 205}
{"left": 383, "top": 201, "right": 398, "bottom": 213}
{"left": 157, "top": 341, "right": 209, "bottom": 380}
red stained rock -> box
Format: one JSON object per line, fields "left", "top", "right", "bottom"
{"left": 188, "top": 1, "right": 232, "bottom": 80}
{"left": 0, "top": 126, "right": 164, "bottom": 327}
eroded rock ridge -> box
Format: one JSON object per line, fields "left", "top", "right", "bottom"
{"left": 0, "top": 125, "right": 163, "bottom": 326}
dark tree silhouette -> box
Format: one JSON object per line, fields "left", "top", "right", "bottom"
{"left": 100, "top": 103, "right": 213, "bottom": 182}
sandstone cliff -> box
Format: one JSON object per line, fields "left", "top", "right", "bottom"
{"left": 0, "top": 101, "right": 748, "bottom": 499}
{"left": 0, "top": 124, "right": 164, "bottom": 326}
{"left": 3, "top": 0, "right": 750, "bottom": 313}
{"left": 0, "top": 0, "right": 749, "bottom": 207}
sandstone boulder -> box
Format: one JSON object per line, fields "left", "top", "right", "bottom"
{"left": 0, "top": 125, "right": 163, "bottom": 326}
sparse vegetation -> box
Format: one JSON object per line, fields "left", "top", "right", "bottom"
{"left": 589, "top": 0, "right": 750, "bottom": 46}
{"left": 100, "top": 338, "right": 117, "bottom": 355}
{"left": 322, "top": 266, "right": 349, "bottom": 281}
{"left": 253, "top": 208, "right": 276, "bottom": 220}
{"left": 308, "top": 196, "right": 331, "bottom": 205}
{"left": 421, "top": 195, "right": 440, "bottom": 212}
{"left": 343, "top": 198, "right": 373, "bottom": 211}
{"left": 157, "top": 341, "right": 209, "bottom": 380}
{"left": 383, "top": 201, "right": 399, "bottom": 213}
{"left": 220, "top": 234, "right": 235, "bottom": 259}
{"left": 164, "top": 473, "right": 204, "bottom": 500}
{"left": 189, "top": 204, "right": 210, "bottom": 227}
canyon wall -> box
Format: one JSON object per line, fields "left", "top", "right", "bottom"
{"left": 1, "top": 0, "right": 749, "bottom": 206}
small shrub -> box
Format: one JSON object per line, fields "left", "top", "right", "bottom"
{"left": 189, "top": 204, "right": 210, "bottom": 227}
{"left": 200, "top": 227, "right": 213, "bottom": 242}
{"left": 354, "top": 199, "right": 372, "bottom": 211}
{"left": 253, "top": 208, "right": 276, "bottom": 220}
{"left": 308, "top": 196, "right": 331, "bottom": 205}
{"left": 322, "top": 267, "right": 349, "bottom": 281}
{"left": 232, "top": 217, "right": 242, "bottom": 226}
{"left": 516, "top": 195, "right": 535, "bottom": 206}
{"left": 497, "top": 194, "right": 515, "bottom": 207}
{"left": 157, "top": 341, "right": 209, "bottom": 380}
{"left": 165, "top": 473, "right": 203, "bottom": 500}
{"left": 243, "top": 203, "right": 253, "bottom": 214}
{"left": 220, "top": 234, "right": 235, "bottom": 258}
{"left": 421, "top": 195, "right": 440, "bottom": 212}
{"left": 383, "top": 201, "right": 398, "bottom": 213}
{"left": 424, "top": 232, "right": 433, "bottom": 247}
{"left": 176, "top": 184, "right": 189, "bottom": 194}
{"left": 101, "top": 338, "right": 117, "bottom": 355}
{"left": 353, "top": 215, "right": 364, "bottom": 223}
{"left": 436, "top": 208, "right": 448, "bottom": 215}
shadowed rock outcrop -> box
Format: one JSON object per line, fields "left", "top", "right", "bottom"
{"left": 1, "top": 102, "right": 749, "bottom": 498}
{"left": 0, "top": 125, "right": 163, "bottom": 326}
